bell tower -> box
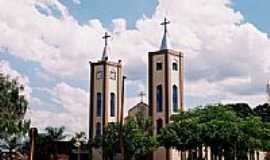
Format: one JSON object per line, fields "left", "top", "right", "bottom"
{"left": 148, "top": 18, "right": 184, "bottom": 160}
{"left": 89, "top": 32, "right": 124, "bottom": 160}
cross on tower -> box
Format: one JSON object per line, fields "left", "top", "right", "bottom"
{"left": 161, "top": 17, "right": 170, "bottom": 34}
{"left": 102, "top": 32, "right": 111, "bottom": 46}
{"left": 138, "top": 91, "right": 146, "bottom": 102}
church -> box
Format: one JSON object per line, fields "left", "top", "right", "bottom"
{"left": 89, "top": 18, "right": 184, "bottom": 160}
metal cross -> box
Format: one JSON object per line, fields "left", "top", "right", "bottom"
{"left": 161, "top": 17, "right": 170, "bottom": 33}
{"left": 102, "top": 32, "right": 111, "bottom": 46}
{"left": 138, "top": 91, "right": 146, "bottom": 102}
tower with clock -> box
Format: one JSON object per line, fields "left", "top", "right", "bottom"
{"left": 89, "top": 17, "right": 184, "bottom": 160}
{"left": 89, "top": 32, "right": 124, "bottom": 160}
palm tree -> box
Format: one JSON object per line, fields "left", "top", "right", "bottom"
{"left": 71, "top": 131, "right": 87, "bottom": 160}
{"left": 45, "top": 126, "right": 66, "bottom": 141}
{"left": 45, "top": 126, "right": 66, "bottom": 160}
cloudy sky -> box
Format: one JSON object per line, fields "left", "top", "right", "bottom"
{"left": 0, "top": 0, "right": 270, "bottom": 135}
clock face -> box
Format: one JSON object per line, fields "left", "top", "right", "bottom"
{"left": 110, "top": 71, "right": 116, "bottom": 80}
{"left": 96, "top": 71, "right": 103, "bottom": 79}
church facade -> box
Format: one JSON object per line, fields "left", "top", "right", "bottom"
{"left": 89, "top": 18, "right": 184, "bottom": 160}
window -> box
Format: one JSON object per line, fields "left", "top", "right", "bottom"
{"left": 96, "top": 122, "right": 101, "bottom": 136}
{"left": 156, "top": 85, "right": 163, "bottom": 112}
{"left": 173, "top": 85, "right": 178, "bottom": 112}
{"left": 157, "top": 119, "right": 163, "bottom": 134}
{"left": 156, "top": 62, "right": 162, "bottom": 71}
{"left": 110, "top": 93, "right": 115, "bottom": 117}
{"left": 96, "top": 71, "right": 103, "bottom": 79}
{"left": 110, "top": 71, "right": 116, "bottom": 80}
{"left": 172, "top": 62, "right": 178, "bottom": 71}
{"left": 97, "top": 93, "right": 102, "bottom": 116}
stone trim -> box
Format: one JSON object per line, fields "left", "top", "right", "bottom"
{"left": 149, "top": 49, "right": 182, "bottom": 57}
{"left": 179, "top": 52, "right": 184, "bottom": 111}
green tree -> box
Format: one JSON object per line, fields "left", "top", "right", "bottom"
{"left": 0, "top": 73, "right": 30, "bottom": 155}
{"left": 199, "top": 105, "right": 240, "bottom": 159}
{"left": 254, "top": 103, "right": 270, "bottom": 122}
{"left": 159, "top": 104, "right": 270, "bottom": 160}
{"left": 123, "top": 112, "right": 158, "bottom": 160}
{"left": 237, "top": 116, "right": 264, "bottom": 160}
{"left": 226, "top": 103, "right": 254, "bottom": 118}
{"left": 95, "top": 112, "right": 158, "bottom": 160}
{"left": 102, "top": 123, "right": 121, "bottom": 159}
{"left": 159, "top": 119, "right": 203, "bottom": 160}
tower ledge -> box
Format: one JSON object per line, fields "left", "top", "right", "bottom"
{"left": 91, "top": 59, "right": 122, "bottom": 68}
{"left": 149, "top": 49, "right": 183, "bottom": 57}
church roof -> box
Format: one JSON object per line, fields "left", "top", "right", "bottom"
{"left": 128, "top": 102, "right": 149, "bottom": 112}
{"left": 102, "top": 43, "right": 110, "bottom": 61}
{"left": 160, "top": 31, "right": 171, "bottom": 50}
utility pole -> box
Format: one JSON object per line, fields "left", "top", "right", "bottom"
{"left": 119, "top": 76, "right": 126, "bottom": 160}
{"left": 266, "top": 82, "right": 270, "bottom": 104}
{"left": 29, "top": 128, "right": 38, "bottom": 160}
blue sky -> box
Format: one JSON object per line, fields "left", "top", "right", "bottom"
{"left": 59, "top": 0, "right": 157, "bottom": 28}
{"left": 232, "top": 0, "right": 270, "bottom": 35}
{"left": 1, "top": 0, "right": 270, "bottom": 133}
{"left": 57, "top": 0, "right": 270, "bottom": 34}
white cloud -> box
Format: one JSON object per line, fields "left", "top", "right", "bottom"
{"left": 27, "top": 109, "right": 86, "bottom": 137}
{"left": 27, "top": 82, "right": 89, "bottom": 135}
{"left": 0, "top": 0, "right": 105, "bottom": 77}
{"left": 2, "top": 0, "right": 270, "bottom": 134}
{"left": 221, "top": 93, "right": 266, "bottom": 107}
{"left": 112, "top": 19, "right": 127, "bottom": 35}
{"left": 126, "top": 80, "right": 146, "bottom": 95}
{"left": 53, "top": 82, "right": 88, "bottom": 115}
{"left": 72, "top": 0, "right": 80, "bottom": 5}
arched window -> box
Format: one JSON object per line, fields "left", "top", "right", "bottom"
{"left": 110, "top": 93, "right": 115, "bottom": 117}
{"left": 97, "top": 93, "right": 102, "bottom": 116}
{"left": 156, "top": 85, "right": 163, "bottom": 112}
{"left": 157, "top": 119, "right": 163, "bottom": 134}
{"left": 96, "top": 122, "right": 101, "bottom": 136}
{"left": 173, "top": 85, "right": 178, "bottom": 112}
{"left": 172, "top": 62, "right": 178, "bottom": 71}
